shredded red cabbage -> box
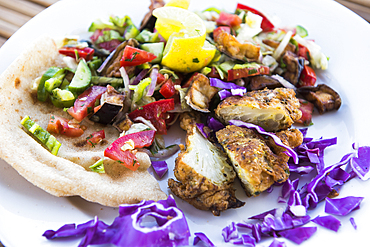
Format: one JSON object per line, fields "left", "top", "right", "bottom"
{"left": 241, "top": 234, "right": 256, "bottom": 246}
{"left": 269, "top": 238, "right": 287, "bottom": 247}
{"left": 209, "top": 77, "right": 247, "bottom": 90}
{"left": 350, "top": 146, "right": 370, "bottom": 180}
{"left": 311, "top": 215, "right": 341, "bottom": 232}
{"left": 220, "top": 128, "right": 370, "bottom": 246}
{"left": 350, "top": 217, "right": 357, "bottom": 230}
{"left": 196, "top": 123, "right": 209, "bottom": 139}
{"left": 222, "top": 222, "right": 238, "bottom": 242}
{"left": 288, "top": 129, "right": 337, "bottom": 174}
{"left": 207, "top": 117, "right": 225, "bottom": 132}
{"left": 278, "top": 227, "right": 317, "bottom": 245}
{"left": 325, "top": 196, "right": 364, "bottom": 216}
{"left": 229, "top": 120, "right": 299, "bottom": 164}
{"left": 151, "top": 160, "right": 168, "bottom": 179}
{"left": 218, "top": 89, "right": 232, "bottom": 100}
{"left": 43, "top": 196, "right": 190, "bottom": 247}
{"left": 193, "top": 232, "right": 215, "bottom": 247}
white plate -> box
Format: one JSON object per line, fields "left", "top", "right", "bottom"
{"left": 0, "top": 0, "right": 369, "bottom": 246}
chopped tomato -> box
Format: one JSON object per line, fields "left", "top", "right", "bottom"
{"left": 207, "top": 67, "right": 222, "bottom": 80}
{"left": 213, "top": 26, "right": 231, "bottom": 40}
{"left": 227, "top": 66, "right": 270, "bottom": 81}
{"left": 296, "top": 99, "right": 314, "bottom": 126}
{"left": 159, "top": 79, "right": 176, "bottom": 98}
{"left": 104, "top": 130, "right": 156, "bottom": 171}
{"left": 236, "top": 3, "right": 274, "bottom": 32}
{"left": 59, "top": 47, "right": 95, "bottom": 61}
{"left": 216, "top": 12, "right": 242, "bottom": 28}
{"left": 120, "top": 46, "right": 157, "bottom": 67}
{"left": 156, "top": 73, "right": 166, "bottom": 85}
{"left": 67, "top": 86, "right": 107, "bottom": 122}
{"left": 86, "top": 130, "right": 105, "bottom": 147}
{"left": 298, "top": 65, "right": 316, "bottom": 87}
{"left": 298, "top": 44, "right": 310, "bottom": 61}
{"left": 47, "top": 115, "right": 84, "bottom": 137}
{"left": 128, "top": 99, "right": 175, "bottom": 135}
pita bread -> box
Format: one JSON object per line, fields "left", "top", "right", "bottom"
{"left": 0, "top": 35, "right": 167, "bottom": 206}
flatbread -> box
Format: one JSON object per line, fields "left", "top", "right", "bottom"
{"left": 0, "top": 35, "right": 167, "bottom": 206}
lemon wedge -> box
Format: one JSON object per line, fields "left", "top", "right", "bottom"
{"left": 164, "top": 0, "right": 190, "bottom": 9}
{"left": 162, "top": 35, "right": 216, "bottom": 73}
{"left": 153, "top": 6, "right": 206, "bottom": 41}
{"left": 153, "top": 6, "right": 216, "bottom": 73}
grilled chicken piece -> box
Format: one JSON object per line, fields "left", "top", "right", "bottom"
{"left": 297, "top": 84, "right": 341, "bottom": 114}
{"left": 216, "top": 125, "right": 303, "bottom": 196}
{"left": 214, "top": 30, "right": 260, "bottom": 62}
{"left": 168, "top": 124, "right": 244, "bottom": 216}
{"left": 215, "top": 88, "right": 302, "bottom": 132}
{"left": 185, "top": 73, "right": 219, "bottom": 113}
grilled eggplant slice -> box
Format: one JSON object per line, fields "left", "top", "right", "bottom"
{"left": 297, "top": 84, "right": 341, "bottom": 114}
{"left": 168, "top": 123, "right": 244, "bottom": 216}
{"left": 216, "top": 125, "right": 302, "bottom": 196}
{"left": 99, "top": 39, "right": 139, "bottom": 77}
{"left": 215, "top": 88, "right": 302, "bottom": 132}
{"left": 90, "top": 85, "right": 125, "bottom": 124}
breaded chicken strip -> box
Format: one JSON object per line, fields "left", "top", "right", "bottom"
{"left": 216, "top": 125, "right": 302, "bottom": 196}
{"left": 215, "top": 88, "right": 301, "bottom": 132}
{"left": 168, "top": 124, "right": 244, "bottom": 216}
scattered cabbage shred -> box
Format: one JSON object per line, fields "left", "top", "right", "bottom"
{"left": 43, "top": 196, "right": 190, "bottom": 247}
{"left": 219, "top": 127, "right": 370, "bottom": 246}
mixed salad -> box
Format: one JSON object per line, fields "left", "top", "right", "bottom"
{"left": 18, "top": 0, "right": 370, "bottom": 246}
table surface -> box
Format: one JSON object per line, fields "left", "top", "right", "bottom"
{"left": 0, "top": 1, "right": 369, "bottom": 247}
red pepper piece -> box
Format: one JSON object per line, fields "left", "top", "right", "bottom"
{"left": 227, "top": 66, "right": 270, "bottom": 81}
{"left": 128, "top": 99, "right": 175, "bottom": 135}
{"left": 159, "top": 79, "right": 176, "bottom": 98}
{"left": 216, "top": 12, "right": 242, "bottom": 28}
{"left": 120, "top": 46, "right": 157, "bottom": 67}
{"left": 236, "top": 3, "right": 274, "bottom": 32}
{"left": 298, "top": 65, "right": 316, "bottom": 87}
{"left": 47, "top": 115, "right": 84, "bottom": 137}
{"left": 104, "top": 130, "right": 156, "bottom": 171}
{"left": 86, "top": 130, "right": 105, "bottom": 147}
{"left": 296, "top": 99, "right": 314, "bottom": 126}
{"left": 59, "top": 47, "right": 95, "bottom": 61}
{"left": 298, "top": 44, "right": 310, "bottom": 61}
{"left": 67, "top": 86, "right": 107, "bottom": 122}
